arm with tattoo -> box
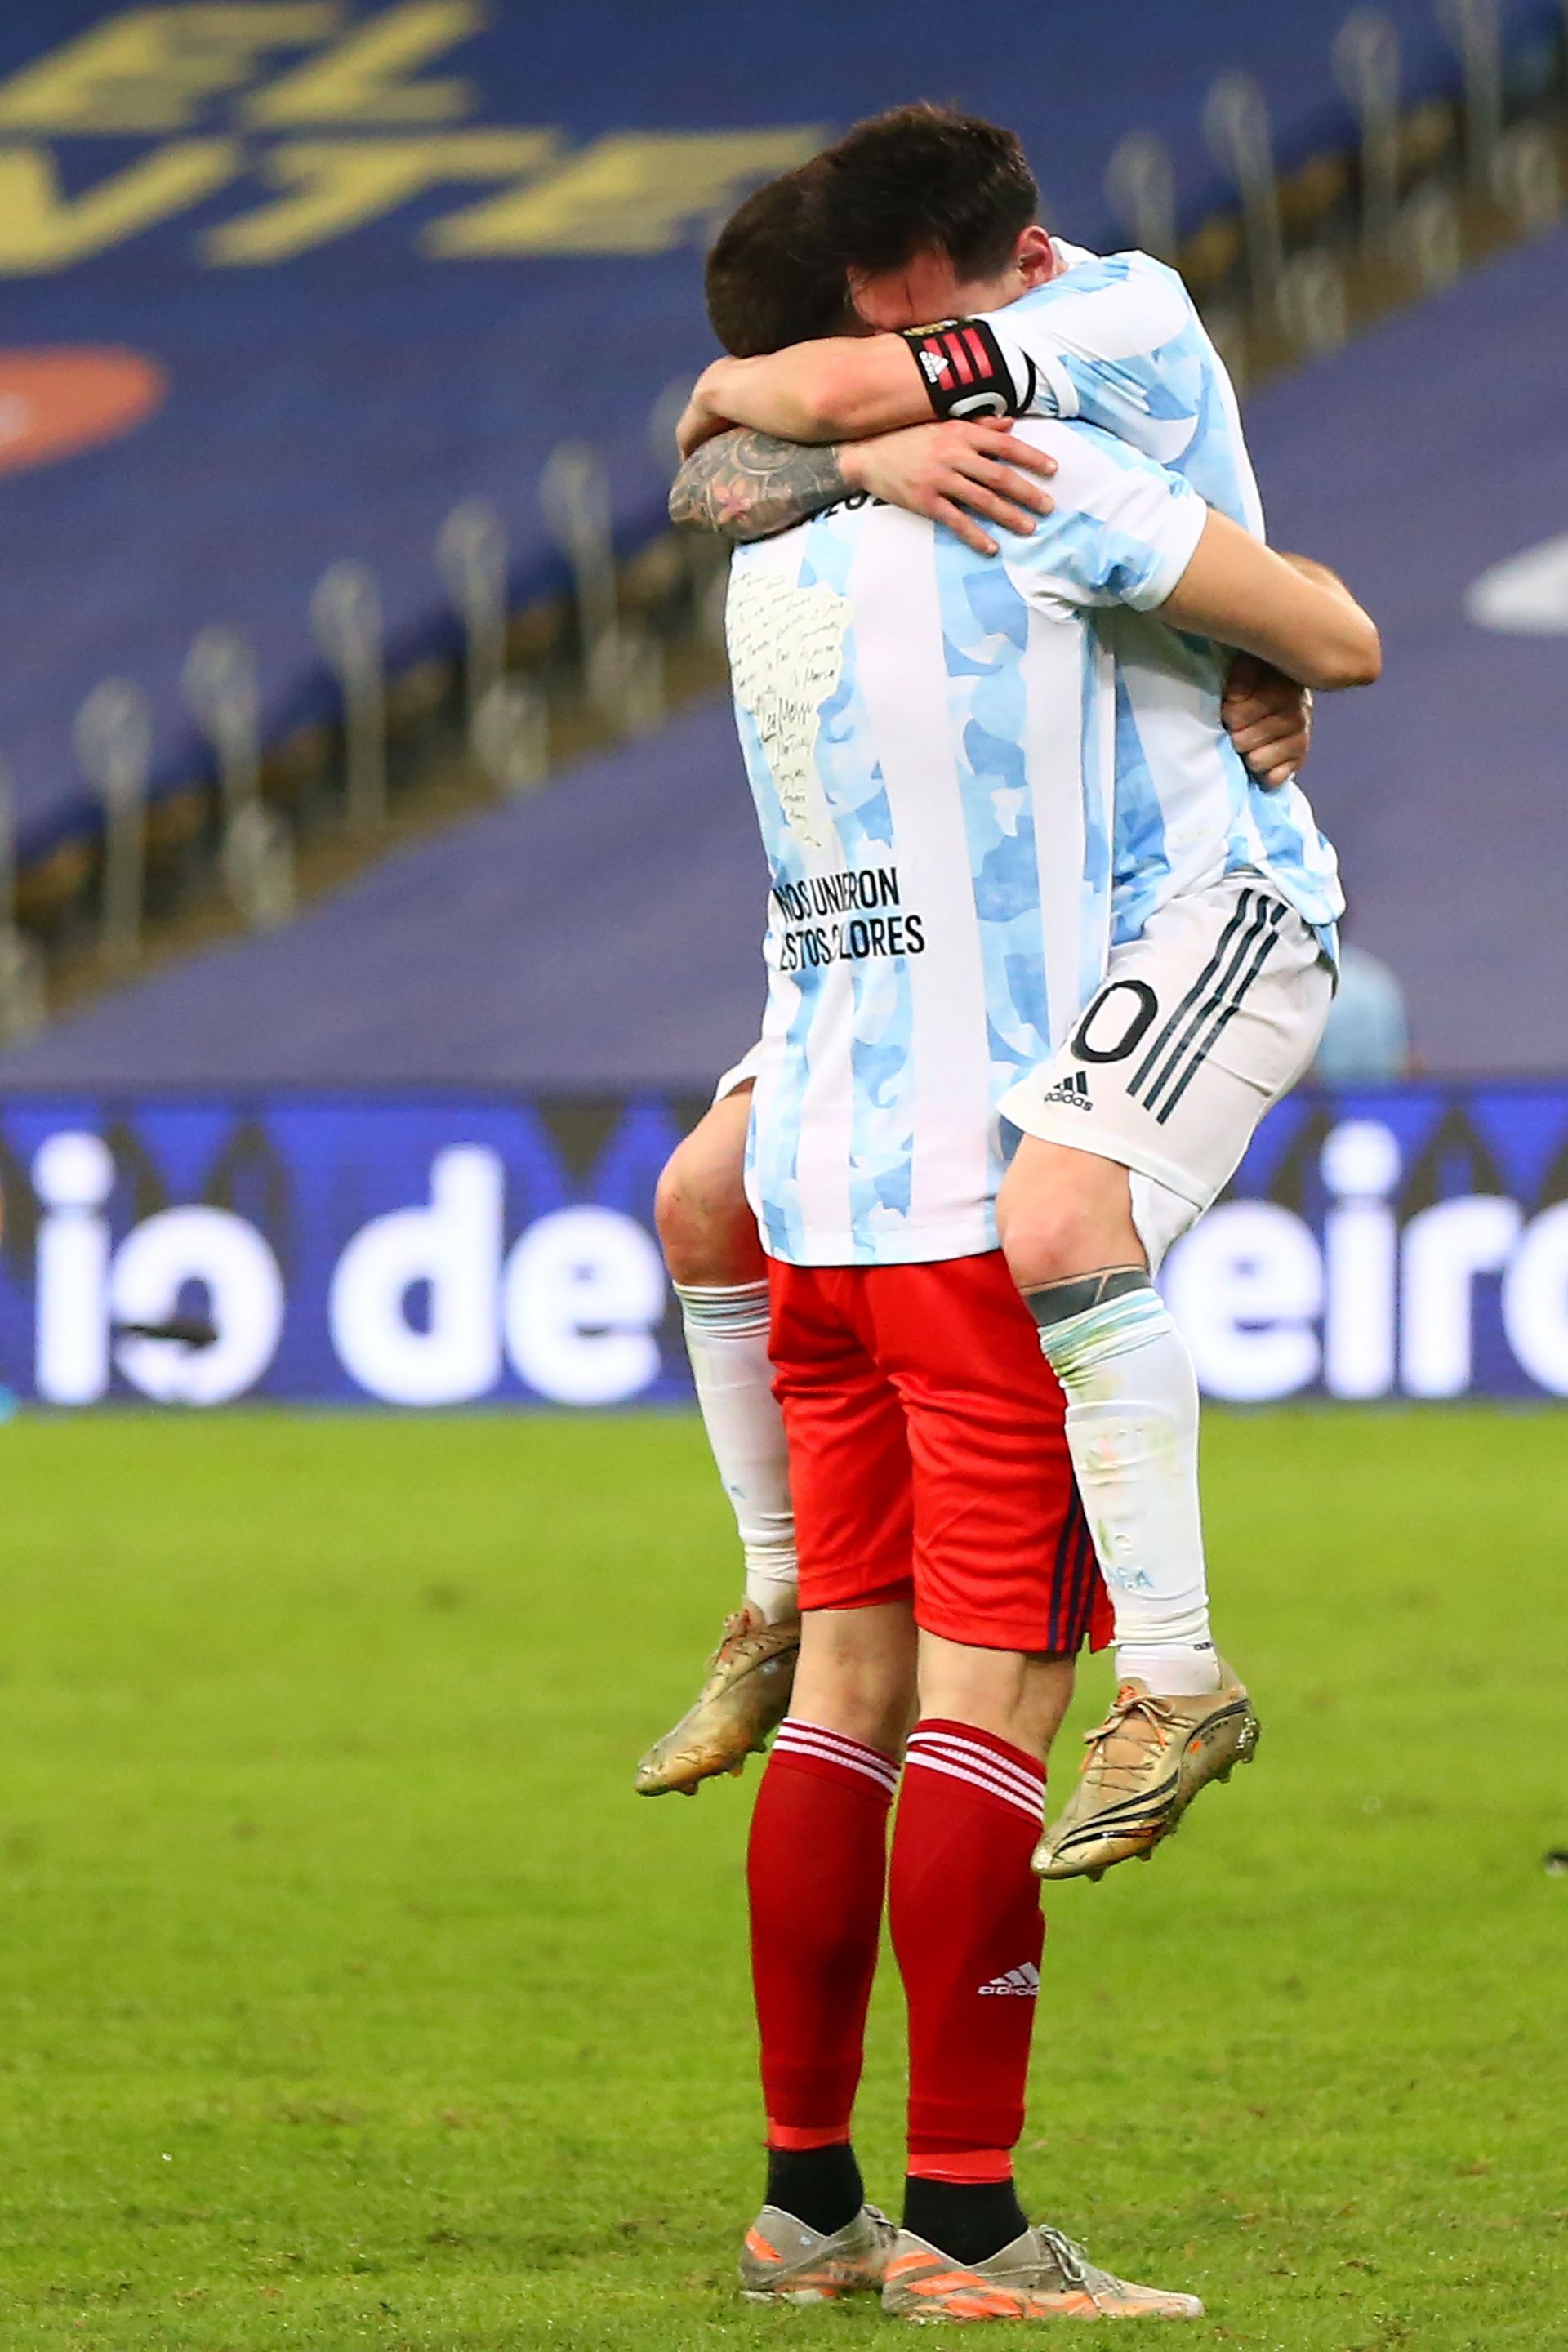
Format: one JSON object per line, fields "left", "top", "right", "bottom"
{"left": 668, "top": 426, "right": 849, "bottom": 543}
{"left": 670, "top": 416, "right": 1063, "bottom": 559}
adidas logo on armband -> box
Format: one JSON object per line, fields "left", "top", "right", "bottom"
{"left": 1036, "top": 1070, "right": 1092, "bottom": 1111}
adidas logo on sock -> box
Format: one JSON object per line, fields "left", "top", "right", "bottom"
{"left": 1036, "top": 1070, "right": 1091, "bottom": 1111}
{"left": 977, "top": 1963, "right": 1040, "bottom": 1998}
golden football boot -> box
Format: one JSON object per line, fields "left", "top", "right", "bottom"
{"left": 634, "top": 1603, "right": 799, "bottom": 1796}
{"left": 738, "top": 2203, "right": 896, "bottom": 2305}
{"left": 1033, "top": 1661, "right": 1259, "bottom": 1881}
{"left": 882, "top": 2222, "right": 1203, "bottom": 2322}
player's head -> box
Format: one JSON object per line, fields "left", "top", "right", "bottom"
{"left": 705, "top": 162, "right": 858, "bottom": 357}
{"left": 817, "top": 103, "right": 1057, "bottom": 330}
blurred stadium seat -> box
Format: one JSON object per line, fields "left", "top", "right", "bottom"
{"left": 0, "top": 0, "right": 1561, "bottom": 866}
{"left": 4, "top": 209, "right": 1566, "bottom": 1087}
{"left": 1252, "top": 218, "right": 1568, "bottom": 1072}
{"left": 0, "top": 695, "right": 768, "bottom": 1087}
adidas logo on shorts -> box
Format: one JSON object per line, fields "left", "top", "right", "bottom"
{"left": 977, "top": 1963, "right": 1040, "bottom": 1998}
{"left": 1036, "top": 1070, "right": 1091, "bottom": 1111}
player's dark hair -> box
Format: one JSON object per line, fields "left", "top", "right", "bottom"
{"left": 818, "top": 103, "right": 1040, "bottom": 283}
{"left": 705, "top": 163, "right": 856, "bottom": 357}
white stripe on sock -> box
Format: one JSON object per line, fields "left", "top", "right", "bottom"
{"left": 906, "top": 1746, "right": 1045, "bottom": 1820}
{"left": 777, "top": 1726, "right": 898, "bottom": 1785}
{"left": 904, "top": 1749, "right": 1045, "bottom": 1823}
{"left": 775, "top": 1744, "right": 899, "bottom": 1797}
{"left": 907, "top": 1731, "right": 1045, "bottom": 1814}
{"left": 782, "top": 1718, "right": 898, "bottom": 1772}
{"left": 784, "top": 1717, "right": 877, "bottom": 1754}
{"left": 776, "top": 1722, "right": 900, "bottom": 1794}
{"left": 673, "top": 1279, "right": 773, "bottom": 1339}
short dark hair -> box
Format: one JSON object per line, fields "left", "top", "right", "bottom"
{"left": 818, "top": 103, "right": 1039, "bottom": 283}
{"left": 705, "top": 162, "right": 855, "bottom": 357}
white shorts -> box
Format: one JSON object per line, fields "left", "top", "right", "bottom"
{"left": 998, "top": 874, "right": 1334, "bottom": 1272}
{"left": 713, "top": 1038, "right": 768, "bottom": 1107}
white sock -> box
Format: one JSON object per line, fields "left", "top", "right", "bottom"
{"left": 1031, "top": 1284, "right": 1221, "bottom": 1695}
{"left": 1116, "top": 1637, "right": 1223, "bottom": 1697}
{"left": 674, "top": 1281, "right": 799, "bottom": 1625}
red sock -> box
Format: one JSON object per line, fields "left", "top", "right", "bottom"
{"left": 890, "top": 1717, "right": 1047, "bottom": 2176}
{"left": 747, "top": 1718, "right": 900, "bottom": 2144}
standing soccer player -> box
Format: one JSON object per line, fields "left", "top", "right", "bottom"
{"left": 705, "top": 325, "right": 1374, "bottom": 2310}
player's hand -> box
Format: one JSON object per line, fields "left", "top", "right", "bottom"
{"left": 840, "top": 418, "right": 1057, "bottom": 557}
{"left": 1223, "top": 653, "right": 1313, "bottom": 789}
{"left": 676, "top": 365, "right": 736, "bottom": 458}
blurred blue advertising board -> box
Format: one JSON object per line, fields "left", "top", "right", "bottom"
{"left": 0, "top": 1083, "right": 1565, "bottom": 1409}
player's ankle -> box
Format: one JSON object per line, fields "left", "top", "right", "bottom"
{"left": 1116, "top": 1637, "right": 1223, "bottom": 1695}
{"left": 743, "top": 1539, "right": 800, "bottom": 1624}
{"left": 902, "top": 2173, "right": 1027, "bottom": 2265}
{"left": 764, "top": 2140, "right": 862, "bottom": 2235}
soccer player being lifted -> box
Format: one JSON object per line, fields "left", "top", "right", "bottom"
{"left": 679, "top": 122, "right": 1377, "bottom": 2314}
{"left": 640, "top": 109, "right": 1364, "bottom": 1883}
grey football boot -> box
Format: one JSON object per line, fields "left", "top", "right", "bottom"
{"left": 738, "top": 2202, "right": 896, "bottom": 2304}
{"left": 882, "top": 2219, "right": 1203, "bottom": 2321}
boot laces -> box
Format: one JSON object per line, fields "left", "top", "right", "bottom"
{"left": 710, "top": 1606, "right": 761, "bottom": 1664}
{"left": 1078, "top": 1685, "right": 1178, "bottom": 1797}
{"left": 1034, "top": 2222, "right": 1094, "bottom": 2292}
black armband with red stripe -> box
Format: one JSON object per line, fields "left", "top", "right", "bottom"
{"left": 901, "top": 317, "right": 1036, "bottom": 421}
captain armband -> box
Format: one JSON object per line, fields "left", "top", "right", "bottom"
{"left": 901, "top": 318, "right": 1037, "bottom": 421}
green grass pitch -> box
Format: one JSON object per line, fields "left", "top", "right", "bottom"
{"left": 0, "top": 1408, "right": 1563, "bottom": 2350}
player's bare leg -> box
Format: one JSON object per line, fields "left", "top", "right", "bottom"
{"left": 635, "top": 1084, "right": 800, "bottom": 1796}
{"left": 996, "top": 1140, "right": 1258, "bottom": 1880}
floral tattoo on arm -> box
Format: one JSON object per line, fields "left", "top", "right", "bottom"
{"left": 668, "top": 428, "right": 849, "bottom": 543}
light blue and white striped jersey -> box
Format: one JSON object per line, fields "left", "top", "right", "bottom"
{"left": 987, "top": 243, "right": 1343, "bottom": 948}
{"left": 730, "top": 421, "right": 1205, "bottom": 1267}
{"left": 992, "top": 239, "right": 1265, "bottom": 536}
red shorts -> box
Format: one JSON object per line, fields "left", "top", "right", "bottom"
{"left": 768, "top": 1252, "right": 1111, "bottom": 1656}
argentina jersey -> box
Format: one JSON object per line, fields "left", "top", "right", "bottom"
{"left": 990, "top": 240, "right": 1264, "bottom": 533}
{"left": 728, "top": 420, "right": 1205, "bottom": 1269}
{"left": 983, "top": 245, "right": 1343, "bottom": 947}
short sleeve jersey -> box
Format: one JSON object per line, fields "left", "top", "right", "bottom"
{"left": 728, "top": 420, "right": 1205, "bottom": 1267}
{"left": 982, "top": 243, "right": 1343, "bottom": 948}
{"left": 988, "top": 241, "right": 1265, "bottom": 537}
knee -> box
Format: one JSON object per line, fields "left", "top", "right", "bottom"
{"left": 996, "top": 1145, "right": 1143, "bottom": 1293}
{"left": 996, "top": 1191, "right": 1102, "bottom": 1291}
{"left": 653, "top": 1147, "right": 708, "bottom": 1279}
{"left": 655, "top": 1119, "right": 764, "bottom": 1288}
{"left": 826, "top": 1660, "right": 915, "bottom": 1756}
{"left": 795, "top": 1607, "right": 919, "bottom": 1754}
